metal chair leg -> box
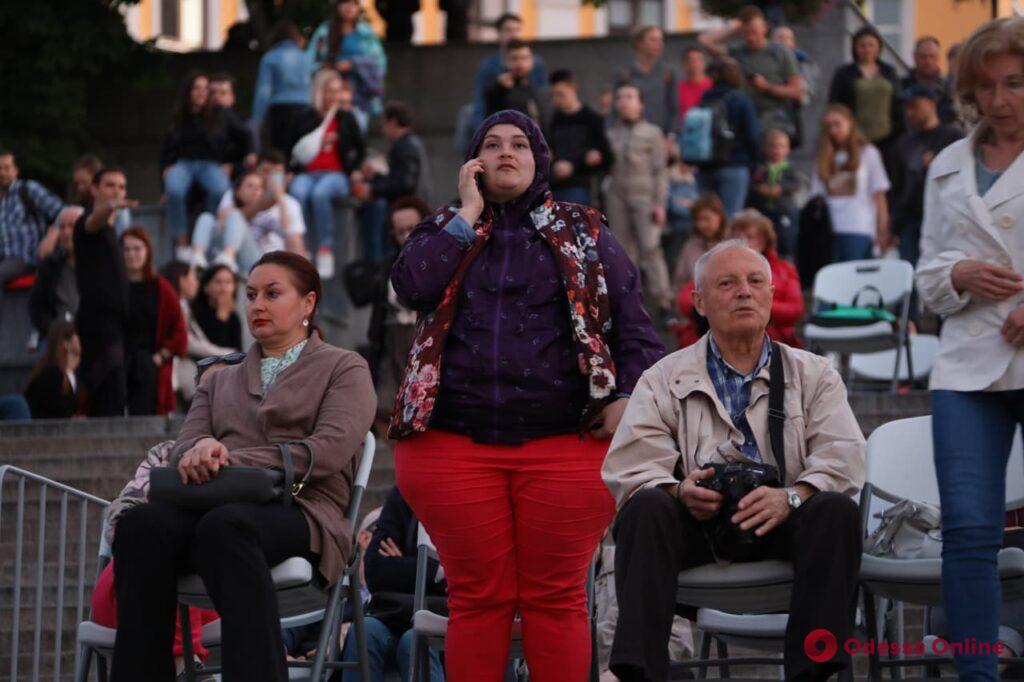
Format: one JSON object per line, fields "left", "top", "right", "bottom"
{"left": 179, "top": 603, "right": 195, "bottom": 682}
{"left": 863, "top": 586, "right": 882, "bottom": 681}
{"left": 716, "top": 638, "right": 731, "bottom": 678}
{"left": 696, "top": 630, "right": 711, "bottom": 680}
{"left": 310, "top": 571, "right": 349, "bottom": 682}
{"left": 96, "top": 653, "right": 108, "bottom": 682}
{"left": 75, "top": 645, "right": 93, "bottom": 682}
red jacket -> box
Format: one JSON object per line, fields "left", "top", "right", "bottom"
{"left": 154, "top": 276, "right": 188, "bottom": 415}
{"left": 674, "top": 249, "right": 804, "bottom": 349}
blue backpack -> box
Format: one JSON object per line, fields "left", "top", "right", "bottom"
{"left": 680, "top": 95, "right": 735, "bottom": 165}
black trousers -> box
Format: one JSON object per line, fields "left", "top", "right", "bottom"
{"left": 264, "top": 103, "right": 313, "bottom": 165}
{"left": 81, "top": 340, "right": 126, "bottom": 417}
{"left": 111, "top": 502, "right": 312, "bottom": 682}
{"left": 610, "top": 488, "right": 862, "bottom": 682}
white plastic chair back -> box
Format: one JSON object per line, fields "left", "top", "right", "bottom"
{"left": 417, "top": 522, "right": 435, "bottom": 550}
{"left": 850, "top": 335, "right": 939, "bottom": 382}
{"left": 812, "top": 259, "right": 913, "bottom": 307}
{"left": 354, "top": 433, "right": 376, "bottom": 491}
{"left": 866, "top": 417, "right": 1024, "bottom": 507}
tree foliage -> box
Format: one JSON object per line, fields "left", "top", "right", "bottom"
{"left": 0, "top": 0, "right": 160, "bottom": 192}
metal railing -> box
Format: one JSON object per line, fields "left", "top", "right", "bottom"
{"left": 0, "top": 465, "right": 108, "bottom": 682}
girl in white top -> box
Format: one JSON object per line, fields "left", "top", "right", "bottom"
{"left": 914, "top": 17, "right": 1024, "bottom": 680}
{"left": 809, "top": 104, "right": 891, "bottom": 262}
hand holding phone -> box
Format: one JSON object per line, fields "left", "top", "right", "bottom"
{"left": 458, "top": 158, "right": 485, "bottom": 226}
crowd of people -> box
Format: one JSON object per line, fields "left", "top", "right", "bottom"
{"left": 1, "top": 3, "right": 1023, "bottom": 681}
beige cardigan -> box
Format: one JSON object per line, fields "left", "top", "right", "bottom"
{"left": 601, "top": 335, "right": 865, "bottom": 509}
{"left": 171, "top": 331, "right": 376, "bottom": 583}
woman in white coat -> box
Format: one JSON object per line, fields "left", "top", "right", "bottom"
{"left": 915, "top": 17, "right": 1024, "bottom": 681}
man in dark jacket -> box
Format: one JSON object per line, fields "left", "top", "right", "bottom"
{"left": 900, "top": 36, "right": 958, "bottom": 126}
{"left": 548, "top": 69, "right": 612, "bottom": 206}
{"left": 340, "top": 486, "right": 446, "bottom": 681}
{"left": 29, "top": 206, "right": 82, "bottom": 337}
{"left": 484, "top": 40, "right": 551, "bottom": 127}
{"left": 892, "top": 84, "right": 963, "bottom": 267}
{"left": 358, "top": 102, "right": 433, "bottom": 261}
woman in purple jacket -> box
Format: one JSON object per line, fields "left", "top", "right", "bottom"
{"left": 388, "top": 109, "right": 664, "bottom": 681}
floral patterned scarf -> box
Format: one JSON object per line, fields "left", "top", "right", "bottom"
{"left": 388, "top": 193, "right": 617, "bottom": 439}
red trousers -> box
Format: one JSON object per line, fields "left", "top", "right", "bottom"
{"left": 395, "top": 429, "right": 616, "bottom": 682}
{"left": 91, "top": 560, "right": 219, "bottom": 659}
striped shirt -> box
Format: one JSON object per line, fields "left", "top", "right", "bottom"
{"left": 0, "top": 179, "right": 64, "bottom": 265}
{"left": 706, "top": 335, "right": 771, "bottom": 462}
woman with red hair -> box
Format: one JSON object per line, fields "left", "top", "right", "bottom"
{"left": 120, "top": 227, "right": 187, "bottom": 415}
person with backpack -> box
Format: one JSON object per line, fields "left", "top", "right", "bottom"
{"left": 0, "top": 150, "right": 64, "bottom": 313}
{"left": 683, "top": 59, "right": 761, "bottom": 217}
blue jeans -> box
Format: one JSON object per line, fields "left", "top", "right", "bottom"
{"left": 360, "top": 198, "right": 390, "bottom": 262}
{"left": 0, "top": 394, "right": 31, "bottom": 420}
{"left": 164, "top": 160, "right": 230, "bottom": 240}
{"left": 552, "top": 186, "right": 592, "bottom": 206}
{"left": 831, "top": 233, "right": 874, "bottom": 262}
{"left": 341, "top": 615, "right": 444, "bottom": 682}
{"left": 933, "top": 389, "right": 1024, "bottom": 680}
{"left": 289, "top": 171, "right": 349, "bottom": 250}
{"left": 898, "top": 219, "right": 922, "bottom": 267}
{"left": 697, "top": 165, "right": 750, "bottom": 217}
{"left": 191, "top": 212, "right": 262, "bottom": 274}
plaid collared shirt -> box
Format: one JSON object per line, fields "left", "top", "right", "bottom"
{"left": 0, "top": 179, "right": 64, "bottom": 265}
{"left": 706, "top": 335, "right": 771, "bottom": 462}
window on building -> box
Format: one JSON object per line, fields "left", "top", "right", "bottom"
{"left": 162, "top": 0, "right": 180, "bottom": 40}
{"left": 609, "top": 0, "right": 664, "bottom": 35}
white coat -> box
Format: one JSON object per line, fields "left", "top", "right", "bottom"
{"left": 915, "top": 129, "right": 1024, "bottom": 391}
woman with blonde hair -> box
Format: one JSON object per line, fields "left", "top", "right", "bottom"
{"left": 916, "top": 17, "right": 1024, "bottom": 680}
{"left": 810, "top": 103, "right": 891, "bottom": 262}
{"left": 289, "top": 69, "right": 365, "bottom": 279}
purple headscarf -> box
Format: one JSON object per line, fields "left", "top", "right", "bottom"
{"left": 465, "top": 109, "right": 552, "bottom": 215}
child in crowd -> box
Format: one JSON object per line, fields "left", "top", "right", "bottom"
{"left": 663, "top": 149, "right": 700, "bottom": 275}
{"left": 671, "top": 194, "right": 727, "bottom": 348}
{"left": 747, "top": 128, "right": 805, "bottom": 259}
{"left": 547, "top": 69, "right": 612, "bottom": 206}
{"left": 606, "top": 83, "right": 673, "bottom": 319}
{"left": 484, "top": 40, "right": 550, "bottom": 126}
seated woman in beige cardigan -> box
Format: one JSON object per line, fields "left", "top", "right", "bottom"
{"left": 110, "top": 250, "right": 376, "bottom": 682}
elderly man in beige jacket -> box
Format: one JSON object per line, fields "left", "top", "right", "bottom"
{"left": 601, "top": 240, "right": 865, "bottom": 682}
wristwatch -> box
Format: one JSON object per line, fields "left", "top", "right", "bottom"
{"left": 785, "top": 488, "right": 803, "bottom": 510}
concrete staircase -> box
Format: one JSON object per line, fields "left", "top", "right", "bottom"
{"left": 0, "top": 416, "right": 394, "bottom": 680}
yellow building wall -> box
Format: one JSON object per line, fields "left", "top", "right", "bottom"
{"left": 914, "top": 0, "right": 991, "bottom": 71}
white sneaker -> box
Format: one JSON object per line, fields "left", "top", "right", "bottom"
{"left": 316, "top": 248, "right": 335, "bottom": 280}
{"left": 212, "top": 251, "right": 238, "bottom": 273}
{"left": 189, "top": 250, "right": 208, "bottom": 270}
{"left": 174, "top": 246, "right": 194, "bottom": 263}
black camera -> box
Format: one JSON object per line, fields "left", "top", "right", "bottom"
{"left": 695, "top": 461, "right": 782, "bottom": 561}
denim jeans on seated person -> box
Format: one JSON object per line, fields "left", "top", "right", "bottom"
{"left": 933, "top": 389, "right": 1024, "bottom": 682}
{"left": 289, "top": 171, "right": 350, "bottom": 251}
{"left": 164, "top": 160, "right": 231, "bottom": 240}
{"left": 831, "top": 233, "right": 874, "bottom": 263}
{"left": 191, "top": 212, "right": 261, "bottom": 274}
{"left": 341, "top": 615, "right": 445, "bottom": 682}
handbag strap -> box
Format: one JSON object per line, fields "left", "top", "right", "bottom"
{"left": 278, "top": 441, "right": 315, "bottom": 505}
{"left": 851, "top": 284, "right": 884, "bottom": 309}
{"left": 768, "top": 342, "right": 786, "bottom": 486}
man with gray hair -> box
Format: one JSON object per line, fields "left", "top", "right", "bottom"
{"left": 601, "top": 241, "right": 865, "bottom": 681}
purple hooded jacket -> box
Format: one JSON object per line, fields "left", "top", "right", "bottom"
{"left": 390, "top": 110, "right": 664, "bottom": 444}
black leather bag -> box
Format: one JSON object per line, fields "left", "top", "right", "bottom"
{"left": 149, "top": 442, "right": 312, "bottom": 510}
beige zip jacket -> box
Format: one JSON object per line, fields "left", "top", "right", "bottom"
{"left": 602, "top": 335, "right": 865, "bottom": 509}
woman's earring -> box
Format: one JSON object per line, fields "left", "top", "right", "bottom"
{"left": 302, "top": 319, "right": 309, "bottom": 327}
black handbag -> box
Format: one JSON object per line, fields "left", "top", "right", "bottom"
{"left": 149, "top": 442, "right": 312, "bottom": 510}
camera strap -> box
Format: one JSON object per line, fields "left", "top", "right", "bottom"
{"left": 767, "top": 342, "right": 786, "bottom": 486}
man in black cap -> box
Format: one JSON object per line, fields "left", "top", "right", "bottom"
{"left": 892, "top": 83, "right": 963, "bottom": 267}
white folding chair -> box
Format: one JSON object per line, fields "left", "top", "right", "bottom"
{"left": 803, "top": 259, "right": 914, "bottom": 392}
{"left": 849, "top": 334, "right": 939, "bottom": 389}
{"left": 859, "top": 417, "right": 1024, "bottom": 679}
{"left": 178, "top": 433, "right": 377, "bottom": 682}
